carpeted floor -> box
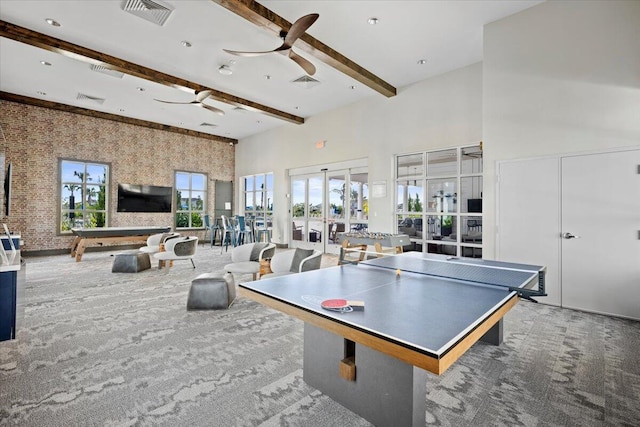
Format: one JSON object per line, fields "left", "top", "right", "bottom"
{"left": 0, "top": 245, "right": 638, "bottom": 426}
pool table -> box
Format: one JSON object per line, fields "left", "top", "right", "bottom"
{"left": 70, "top": 226, "right": 171, "bottom": 262}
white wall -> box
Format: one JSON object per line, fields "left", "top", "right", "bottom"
{"left": 236, "top": 63, "right": 482, "bottom": 243}
{"left": 237, "top": 0, "right": 640, "bottom": 253}
{"left": 483, "top": 0, "right": 640, "bottom": 258}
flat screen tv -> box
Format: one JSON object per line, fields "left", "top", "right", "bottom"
{"left": 117, "top": 184, "right": 172, "bottom": 213}
{"left": 4, "top": 162, "right": 11, "bottom": 217}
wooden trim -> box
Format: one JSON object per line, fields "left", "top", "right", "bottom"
{"left": 70, "top": 235, "right": 149, "bottom": 262}
{"left": 438, "top": 296, "right": 519, "bottom": 374}
{"left": 0, "top": 20, "right": 304, "bottom": 125}
{"left": 211, "top": 0, "right": 397, "bottom": 98}
{"left": 240, "top": 287, "right": 520, "bottom": 375}
{"left": 0, "top": 92, "right": 237, "bottom": 144}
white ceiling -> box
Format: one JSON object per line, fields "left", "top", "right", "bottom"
{"left": 0, "top": 0, "right": 543, "bottom": 142}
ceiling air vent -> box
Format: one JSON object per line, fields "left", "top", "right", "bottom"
{"left": 200, "top": 123, "right": 217, "bottom": 128}
{"left": 77, "top": 93, "right": 106, "bottom": 105}
{"left": 90, "top": 64, "right": 124, "bottom": 79}
{"left": 122, "top": 0, "right": 174, "bottom": 26}
{"left": 291, "top": 75, "right": 321, "bottom": 89}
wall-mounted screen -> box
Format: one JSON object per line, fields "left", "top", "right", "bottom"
{"left": 117, "top": 184, "right": 172, "bottom": 213}
{"left": 4, "top": 162, "right": 11, "bottom": 217}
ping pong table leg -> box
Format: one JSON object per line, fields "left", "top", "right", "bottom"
{"left": 480, "top": 319, "right": 503, "bottom": 345}
{"left": 303, "top": 323, "right": 428, "bottom": 427}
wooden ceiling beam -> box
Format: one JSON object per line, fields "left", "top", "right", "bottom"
{"left": 211, "top": 0, "right": 397, "bottom": 98}
{"left": 0, "top": 20, "right": 304, "bottom": 125}
{"left": 0, "top": 91, "right": 238, "bottom": 144}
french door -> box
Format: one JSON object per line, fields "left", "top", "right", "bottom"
{"left": 290, "top": 168, "right": 368, "bottom": 254}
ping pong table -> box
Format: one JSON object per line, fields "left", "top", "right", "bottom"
{"left": 240, "top": 252, "right": 545, "bottom": 426}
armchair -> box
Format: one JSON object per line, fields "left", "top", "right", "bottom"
{"left": 224, "top": 242, "right": 276, "bottom": 281}
{"left": 153, "top": 236, "right": 198, "bottom": 268}
{"left": 261, "top": 248, "right": 322, "bottom": 279}
{"left": 140, "top": 232, "right": 180, "bottom": 254}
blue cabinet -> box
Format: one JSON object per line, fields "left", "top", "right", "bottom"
{"left": 0, "top": 235, "right": 23, "bottom": 341}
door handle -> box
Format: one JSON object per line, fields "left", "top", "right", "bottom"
{"left": 562, "top": 232, "right": 580, "bottom": 239}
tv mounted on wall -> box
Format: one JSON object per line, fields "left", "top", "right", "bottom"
{"left": 117, "top": 184, "right": 172, "bottom": 213}
{"left": 3, "top": 162, "right": 11, "bottom": 217}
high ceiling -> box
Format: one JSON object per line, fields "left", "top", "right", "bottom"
{"left": 0, "top": 0, "right": 542, "bottom": 143}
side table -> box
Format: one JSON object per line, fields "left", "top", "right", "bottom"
{"left": 259, "top": 258, "right": 272, "bottom": 278}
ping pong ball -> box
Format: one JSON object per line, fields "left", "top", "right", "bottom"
{"left": 396, "top": 269, "right": 401, "bottom": 276}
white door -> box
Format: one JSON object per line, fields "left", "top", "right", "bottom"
{"left": 497, "top": 157, "right": 561, "bottom": 305}
{"left": 561, "top": 150, "right": 640, "bottom": 319}
{"left": 498, "top": 148, "right": 640, "bottom": 320}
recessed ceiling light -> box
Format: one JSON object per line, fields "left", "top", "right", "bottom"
{"left": 256, "top": 120, "right": 262, "bottom": 124}
{"left": 119, "top": 108, "right": 125, "bottom": 112}
{"left": 136, "top": 87, "right": 145, "bottom": 92}
{"left": 264, "top": 75, "right": 271, "bottom": 80}
{"left": 181, "top": 40, "right": 192, "bottom": 48}
{"left": 417, "top": 59, "right": 427, "bottom": 65}
{"left": 45, "top": 18, "right": 60, "bottom": 27}
{"left": 349, "top": 85, "right": 357, "bottom": 90}
{"left": 294, "top": 106, "right": 299, "bottom": 110}
{"left": 367, "top": 17, "right": 379, "bottom": 25}
{"left": 36, "top": 91, "right": 46, "bottom": 96}
{"left": 40, "top": 61, "right": 52, "bottom": 66}
{"left": 218, "top": 65, "right": 233, "bottom": 75}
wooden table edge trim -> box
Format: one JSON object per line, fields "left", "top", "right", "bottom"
{"left": 240, "top": 287, "right": 519, "bottom": 375}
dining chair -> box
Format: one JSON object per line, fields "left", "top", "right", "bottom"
{"left": 203, "top": 214, "right": 219, "bottom": 247}
{"left": 220, "top": 215, "right": 236, "bottom": 253}
{"left": 235, "top": 215, "right": 253, "bottom": 245}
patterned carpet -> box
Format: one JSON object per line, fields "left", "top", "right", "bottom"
{"left": 1, "top": 246, "right": 639, "bottom": 426}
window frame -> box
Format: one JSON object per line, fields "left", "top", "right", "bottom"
{"left": 175, "top": 170, "right": 207, "bottom": 229}
{"left": 59, "top": 159, "right": 110, "bottom": 234}
{"left": 241, "top": 172, "right": 274, "bottom": 225}
{"left": 395, "top": 144, "right": 483, "bottom": 258}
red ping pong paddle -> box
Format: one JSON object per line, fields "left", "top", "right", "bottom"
{"left": 321, "top": 299, "right": 365, "bottom": 312}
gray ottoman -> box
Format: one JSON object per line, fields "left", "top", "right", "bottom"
{"left": 112, "top": 250, "right": 151, "bottom": 273}
{"left": 187, "top": 273, "right": 236, "bottom": 310}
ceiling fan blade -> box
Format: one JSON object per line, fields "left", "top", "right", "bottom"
{"left": 283, "top": 13, "right": 319, "bottom": 47}
{"left": 200, "top": 103, "right": 225, "bottom": 116}
{"left": 223, "top": 48, "right": 275, "bottom": 57}
{"left": 195, "top": 90, "right": 213, "bottom": 103}
{"left": 154, "top": 99, "right": 193, "bottom": 105}
{"left": 289, "top": 50, "right": 316, "bottom": 75}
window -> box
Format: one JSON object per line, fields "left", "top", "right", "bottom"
{"left": 176, "top": 171, "right": 206, "bottom": 228}
{"left": 60, "top": 160, "right": 109, "bottom": 232}
{"left": 242, "top": 173, "right": 273, "bottom": 228}
{"left": 395, "top": 144, "right": 483, "bottom": 258}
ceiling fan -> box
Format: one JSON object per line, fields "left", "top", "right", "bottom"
{"left": 223, "top": 13, "right": 319, "bottom": 75}
{"left": 154, "top": 90, "right": 225, "bottom": 116}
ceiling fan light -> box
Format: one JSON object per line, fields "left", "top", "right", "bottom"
{"left": 218, "top": 65, "right": 233, "bottom": 75}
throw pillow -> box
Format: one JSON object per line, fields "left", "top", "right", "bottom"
{"left": 249, "top": 243, "right": 268, "bottom": 261}
{"left": 290, "top": 248, "right": 314, "bottom": 273}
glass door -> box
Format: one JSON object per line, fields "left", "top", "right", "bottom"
{"left": 291, "top": 168, "right": 369, "bottom": 254}
{"left": 291, "top": 174, "right": 324, "bottom": 251}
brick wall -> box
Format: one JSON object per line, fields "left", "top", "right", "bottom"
{"left": 0, "top": 100, "right": 234, "bottom": 253}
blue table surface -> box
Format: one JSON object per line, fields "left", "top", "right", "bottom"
{"left": 240, "top": 257, "right": 537, "bottom": 357}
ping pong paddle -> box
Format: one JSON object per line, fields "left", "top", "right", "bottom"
{"left": 321, "top": 299, "right": 365, "bottom": 312}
